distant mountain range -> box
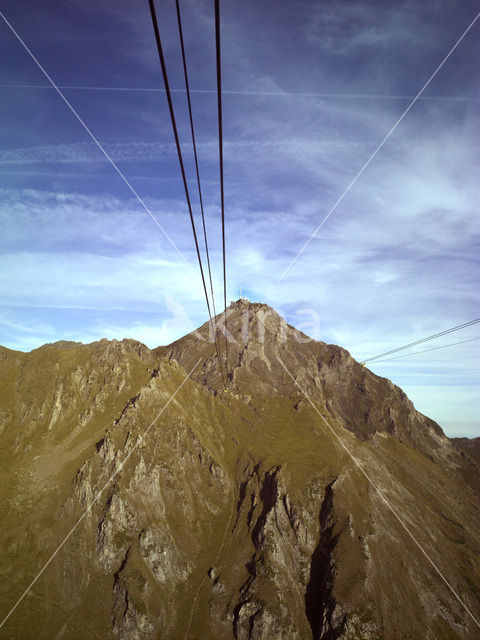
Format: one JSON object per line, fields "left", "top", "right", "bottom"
{"left": 1, "top": 300, "right": 479, "bottom": 639}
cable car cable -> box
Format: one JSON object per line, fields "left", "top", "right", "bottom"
{"left": 174, "top": 0, "right": 218, "bottom": 322}
{"left": 362, "top": 318, "right": 480, "bottom": 364}
{"left": 215, "top": 0, "right": 228, "bottom": 380}
{"left": 174, "top": 0, "right": 225, "bottom": 373}
{"left": 148, "top": 0, "right": 222, "bottom": 366}
{"left": 366, "top": 336, "right": 480, "bottom": 365}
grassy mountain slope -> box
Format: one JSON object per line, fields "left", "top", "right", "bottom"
{"left": 0, "top": 301, "right": 479, "bottom": 639}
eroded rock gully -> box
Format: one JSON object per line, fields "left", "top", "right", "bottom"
{"left": 228, "top": 464, "right": 346, "bottom": 640}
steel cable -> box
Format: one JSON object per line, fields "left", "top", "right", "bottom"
{"left": 362, "top": 319, "right": 480, "bottom": 364}
{"left": 149, "top": 0, "right": 222, "bottom": 366}
{"left": 174, "top": 0, "right": 225, "bottom": 374}
{"left": 215, "top": 0, "right": 228, "bottom": 381}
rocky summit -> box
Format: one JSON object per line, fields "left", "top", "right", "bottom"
{"left": 0, "top": 300, "right": 479, "bottom": 640}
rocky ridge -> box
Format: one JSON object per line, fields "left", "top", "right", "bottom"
{"left": 0, "top": 301, "right": 479, "bottom": 640}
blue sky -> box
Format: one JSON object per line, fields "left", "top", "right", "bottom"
{"left": 0, "top": 0, "right": 479, "bottom": 437}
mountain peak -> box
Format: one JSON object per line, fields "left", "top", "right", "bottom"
{"left": 154, "top": 301, "right": 453, "bottom": 459}
{"left": 219, "top": 298, "right": 293, "bottom": 345}
{"left": 157, "top": 299, "right": 311, "bottom": 392}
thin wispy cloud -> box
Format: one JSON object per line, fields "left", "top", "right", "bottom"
{"left": 305, "top": 1, "right": 435, "bottom": 54}
{"left": 0, "top": 141, "right": 175, "bottom": 165}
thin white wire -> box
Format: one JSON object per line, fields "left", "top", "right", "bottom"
{"left": 367, "top": 336, "right": 480, "bottom": 364}
{"left": 0, "top": 11, "right": 193, "bottom": 270}
{"left": 0, "top": 358, "right": 202, "bottom": 629}
{"left": 277, "top": 11, "right": 480, "bottom": 283}
{"left": 278, "top": 357, "right": 480, "bottom": 630}
{"left": 2, "top": 85, "right": 479, "bottom": 102}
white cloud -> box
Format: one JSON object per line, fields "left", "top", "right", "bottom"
{"left": 0, "top": 142, "right": 174, "bottom": 165}
{"left": 305, "top": 1, "right": 437, "bottom": 55}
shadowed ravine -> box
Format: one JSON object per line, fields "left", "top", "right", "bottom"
{"left": 305, "top": 479, "right": 346, "bottom": 640}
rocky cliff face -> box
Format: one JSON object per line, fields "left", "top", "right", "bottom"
{"left": 1, "top": 301, "right": 479, "bottom": 640}
{"left": 452, "top": 436, "right": 480, "bottom": 467}
{"left": 159, "top": 301, "right": 466, "bottom": 468}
